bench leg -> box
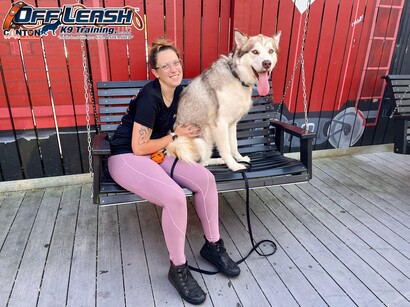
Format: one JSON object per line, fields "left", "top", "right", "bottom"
{"left": 93, "top": 155, "right": 102, "bottom": 204}
{"left": 394, "top": 119, "right": 408, "bottom": 154}
{"left": 300, "top": 138, "right": 313, "bottom": 179}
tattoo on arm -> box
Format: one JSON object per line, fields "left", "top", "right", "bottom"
{"left": 138, "top": 126, "right": 152, "bottom": 145}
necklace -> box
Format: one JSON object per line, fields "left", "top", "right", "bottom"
{"left": 163, "top": 93, "right": 173, "bottom": 105}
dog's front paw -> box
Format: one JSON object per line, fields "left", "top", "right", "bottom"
{"left": 236, "top": 155, "right": 250, "bottom": 163}
{"left": 228, "top": 162, "right": 247, "bottom": 172}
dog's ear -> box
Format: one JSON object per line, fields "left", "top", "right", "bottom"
{"left": 273, "top": 31, "right": 281, "bottom": 46}
{"left": 234, "top": 29, "right": 248, "bottom": 47}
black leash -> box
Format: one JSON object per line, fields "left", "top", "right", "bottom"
{"left": 170, "top": 158, "right": 277, "bottom": 275}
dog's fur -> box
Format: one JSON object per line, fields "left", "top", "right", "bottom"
{"left": 166, "top": 29, "right": 281, "bottom": 171}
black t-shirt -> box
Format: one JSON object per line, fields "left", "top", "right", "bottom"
{"left": 110, "top": 79, "right": 183, "bottom": 155}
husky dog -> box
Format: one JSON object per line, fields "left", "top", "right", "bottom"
{"left": 167, "top": 29, "right": 281, "bottom": 171}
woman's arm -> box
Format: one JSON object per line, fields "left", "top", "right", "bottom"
{"left": 131, "top": 122, "right": 172, "bottom": 155}
{"left": 131, "top": 122, "right": 201, "bottom": 156}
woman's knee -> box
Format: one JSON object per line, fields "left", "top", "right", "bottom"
{"left": 199, "top": 167, "right": 217, "bottom": 188}
{"left": 164, "top": 189, "right": 187, "bottom": 209}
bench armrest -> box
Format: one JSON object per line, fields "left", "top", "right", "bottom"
{"left": 92, "top": 133, "right": 111, "bottom": 155}
{"left": 270, "top": 120, "right": 316, "bottom": 179}
{"left": 270, "top": 120, "right": 316, "bottom": 139}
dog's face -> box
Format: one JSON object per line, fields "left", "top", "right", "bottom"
{"left": 234, "top": 29, "right": 281, "bottom": 96}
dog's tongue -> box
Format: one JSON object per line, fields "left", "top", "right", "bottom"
{"left": 257, "top": 72, "right": 269, "bottom": 96}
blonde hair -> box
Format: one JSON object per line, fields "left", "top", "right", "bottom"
{"left": 149, "top": 38, "right": 181, "bottom": 69}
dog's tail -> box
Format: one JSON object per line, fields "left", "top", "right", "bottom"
{"left": 166, "top": 136, "right": 200, "bottom": 163}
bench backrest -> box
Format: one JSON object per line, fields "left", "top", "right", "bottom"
{"left": 97, "top": 79, "right": 279, "bottom": 155}
{"left": 385, "top": 75, "right": 410, "bottom": 116}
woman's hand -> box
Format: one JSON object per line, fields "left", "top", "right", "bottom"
{"left": 174, "top": 124, "right": 200, "bottom": 138}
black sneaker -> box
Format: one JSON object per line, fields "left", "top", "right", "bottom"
{"left": 200, "top": 237, "right": 240, "bottom": 277}
{"left": 168, "top": 261, "right": 206, "bottom": 305}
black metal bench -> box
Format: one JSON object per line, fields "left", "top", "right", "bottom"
{"left": 92, "top": 79, "right": 316, "bottom": 206}
{"left": 384, "top": 75, "right": 410, "bottom": 154}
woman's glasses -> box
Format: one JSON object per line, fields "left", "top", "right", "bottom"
{"left": 155, "top": 59, "right": 182, "bottom": 71}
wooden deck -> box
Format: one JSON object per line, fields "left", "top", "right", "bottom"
{"left": 1, "top": 151, "right": 410, "bottom": 307}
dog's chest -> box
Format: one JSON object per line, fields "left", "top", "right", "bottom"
{"left": 218, "top": 90, "right": 252, "bottom": 122}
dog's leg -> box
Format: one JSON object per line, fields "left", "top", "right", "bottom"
{"left": 195, "top": 130, "right": 225, "bottom": 166}
{"left": 212, "top": 122, "right": 246, "bottom": 171}
{"left": 228, "top": 123, "right": 250, "bottom": 163}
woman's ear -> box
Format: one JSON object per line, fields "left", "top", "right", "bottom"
{"left": 152, "top": 68, "right": 159, "bottom": 78}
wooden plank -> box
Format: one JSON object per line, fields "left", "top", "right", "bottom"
{"left": 145, "top": 0, "right": 165, "bottom": 52}
{"left": 83, "top": 0, "right": 108, "bottom": 83}
{"left": 183, "top": 0, "right": 201, "bottom": 78}
{"left": 351, "top": 154, "right": 410, "bottom": 193}
{"left": 220, "top": 192, "right": 305, "bottom": 306}
{"left": 269, "top": 184, "right": 401, "bottom": 305}
{"left": 38, "top": 0, "right": 83, "bottom": 175}
{"left": 1, "top": 54, "right": 43, "bottom": 177}
{"left": 201, "top": 0, "right": 220, "bottom": 71}
{"left": 7, "top": 187, "right": 63, "bottom": 307}
{"left": 66, "top": 184, "right": 98, "bottom": 307}
{"left": 165, "top": 0, "right": 183, "bottom": 49}
{"left": 334, "top": 156, "right": 410, "bottom": 206}
{"left": 184, "top": 197, "right": 245, "bottom": 306}
{"left": 376, "top": 152, "right": 410, "bottom": 175}
{"left": 1, "top": 152, "right": 410, "bottom": 306}
{"left": 0, "top": 193, "right": 5, "bottom": 206}
{"left": 283, "top": 183, "right": 410, "bottom": 302}
{"left": 37, "top": 185, "right": 81, "bottom": 307}
{"left": 374, "top": 151, "right": 410, "bottom": 172}
{"left": 291, "top": 0, "right": 325, "bottom": 115}
{"left": 219, "top": 0, "right": 231, "bottom": 55}
{"left": 126, "top": 0, "right": 147, "bottom": 80}
{"left": 236, "top": 189, "right": 355, "bottom": 306}
{"left": 0, "top": 189, "right": 44, "bottom": 307}
{"left": 317, "top": 158, "right": 410, "bottom": 227}
{"left": 298, "top": 176, "right": 410, "bottom": 285}
{"left": 309, "top": 0, "right": 340, "bottom": 141}
{"left": 0, "top": 191, "right": 25, "bottom": 251}
{"left": 137, "top": 202, "right": 184, "bottom": 306}
{"left": 18, "top": 0, "right": 62, "bottom": 176}
{"left": 0, "top": 51, "right": 23, "bottom": 180}
{"left": 60, "top": 0, "right": 90, "bottom": 128}
{"left": 260, "top": 0, "right": 279, "bottom": 36}
{"left": 97, "top": 205, "right": 125, "bottom": 306}
{"left": 117, "top": 204, "right": 154, "bottom": 306}
{"left": 106, "top": 0, "right": 130, "bottom": 80}
{"left": 338, "top": 0, "right": 377, "bottom": 109}
{"left": 312, "top": 164, "right": 410, "bottom": 260}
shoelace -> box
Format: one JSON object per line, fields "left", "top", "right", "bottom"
{"left": 177, "top": 267, "right": 198, "bottom": 290}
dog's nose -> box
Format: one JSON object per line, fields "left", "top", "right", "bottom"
{"left": 262, "top": 60, "right": 271, "bottom": 70}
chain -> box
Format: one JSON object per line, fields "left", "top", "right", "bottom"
{"left": 87, "top": 64, "right": 100, "bottom": 133}
{"left": 276, "top": 0, "right": 311, "bottom": 131}
{"left": 81, "top": 39, "right": 94, "bottom": 189}
{"left": 390, "top": 85, "right": 410, "bottom": 118}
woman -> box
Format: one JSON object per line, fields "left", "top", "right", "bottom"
{"left": 108, "top": 38, "right": 240, "bottom": 305}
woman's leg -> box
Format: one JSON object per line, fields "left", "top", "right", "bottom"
{"left": 108, "top": 153, "right": 188, "bottom": 265}
{"left": 160, "top": 155, "right": 220, "bottom": 243}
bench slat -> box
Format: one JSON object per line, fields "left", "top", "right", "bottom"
{"left": 394, "top": 94, "right": 410, "bottom": 100}
{"left": 98, "top": 88, "right": 140, "bottom": 97}
{"left": 99, "top": 97, "right": 133, "bottom": 105}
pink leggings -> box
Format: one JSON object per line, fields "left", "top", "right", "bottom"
{"left": 108, "top": 153, "right": 220, "bottom": 265}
